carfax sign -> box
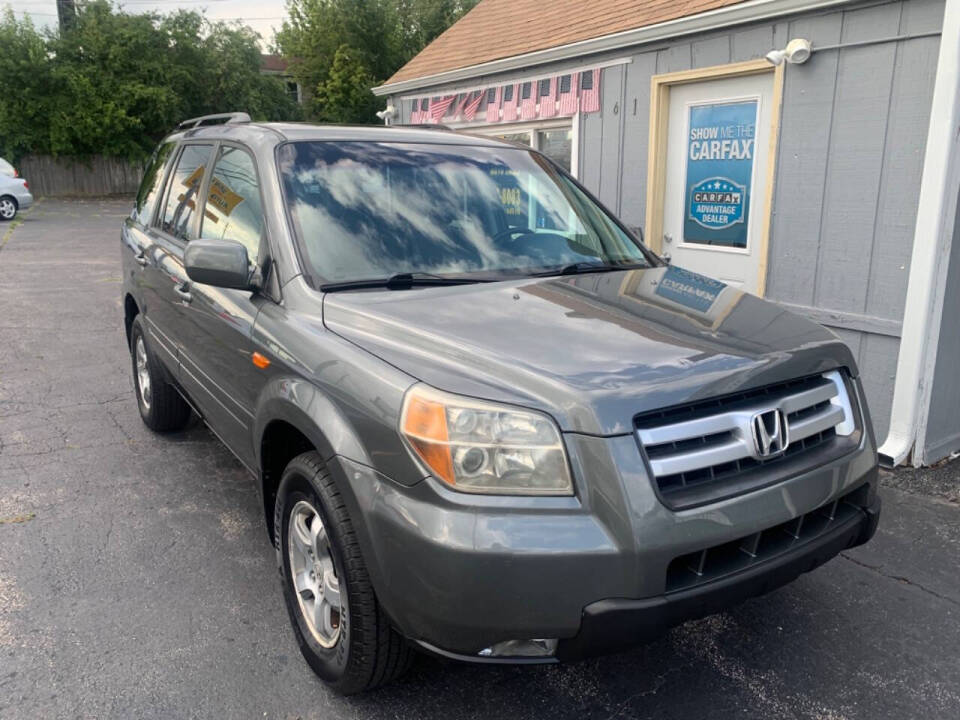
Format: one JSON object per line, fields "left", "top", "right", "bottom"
{"left": 683, "top": 99, "right": 758, "bottom": 248}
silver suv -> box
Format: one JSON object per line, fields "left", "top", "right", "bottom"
{"left": 121, "top": 113, "right": 880, "bottom": 694}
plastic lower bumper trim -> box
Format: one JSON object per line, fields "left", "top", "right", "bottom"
{"left": 555, "top": 496, "right": 880, "bottom": 661}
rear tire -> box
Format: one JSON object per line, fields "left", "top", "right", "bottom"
{"left": 0, "top": 196, "right": 17, "bottom": 221}
{"left": 129, "top": 315, "right": 191, "bottom": 432}
{"left": 275, "top": 451, "right": 412, "bottom": 694}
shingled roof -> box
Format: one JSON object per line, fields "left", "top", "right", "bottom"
{"left": 385, "top": 0, "right": 747, "bottom": 85}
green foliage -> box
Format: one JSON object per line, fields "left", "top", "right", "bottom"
{"left": 0, "top": 1, "right": 302, "bottom": 163}
{"left": 0, "top": 9, "right": 52, "bottom": 161}
{"left": 312, "top": 45, "right": 378, "bottom": 123}
{"left": 276, "top": 0, "right": 477, "bottom": 123}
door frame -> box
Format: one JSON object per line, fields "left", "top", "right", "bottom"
{"left": 644, "top": 59, "right": 784, "bottom": 296}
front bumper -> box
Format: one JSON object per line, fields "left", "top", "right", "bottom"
{"left": 557, "top": 487, "right": 879, "bottom": 660}
{"left": 329, "top": 391, "right": 880, "bottom": 662}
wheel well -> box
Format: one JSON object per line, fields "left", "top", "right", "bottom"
{"left": 261, "top": 420, "right": 316, "bottom": 541}
{"left": 0, "top": 194, "right": 17, "bottom": 207}
{"left": 124, "top": 294, "right": 139, "bottom": 348}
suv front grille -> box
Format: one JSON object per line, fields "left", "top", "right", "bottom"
{"left": 665, "top": 484, "right": 869, "bottom": 593}
{"left": 635, "top": 371, "right": 858, "bottom": 509}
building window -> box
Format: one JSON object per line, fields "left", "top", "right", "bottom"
{"left": 473, "top": 121, "right": 575, "bottom": 175}
{"left": 286, "top": 80, "right": 301, "bottom": 105}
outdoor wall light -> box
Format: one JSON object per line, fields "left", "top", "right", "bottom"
{"left": 375, "top": 104, "right": 397, "bottom": 124}
{"left": 765, "top": 38, "right": 813, "bottom": 66}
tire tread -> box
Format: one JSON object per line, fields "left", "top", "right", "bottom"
{"left": 280, "top": 452, "right": 412, "bottom": 694}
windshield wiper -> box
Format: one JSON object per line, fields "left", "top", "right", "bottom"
{"left": 531, "top": 261, "right": 646, "bottom": 277}
{"left": 321, "top": 272, "right": 495, "bottom": 292}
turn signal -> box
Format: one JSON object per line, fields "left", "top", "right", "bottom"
{"left": 251, "top": 352, "right": 270, "bottom": 369}
{"left": 401, "top": 393, "right": 454, "bottom": 483}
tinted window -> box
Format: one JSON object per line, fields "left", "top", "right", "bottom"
{"left": 159, "top": 144, "right": 212, "bottom": 240}
{"left": 134, "top": 142, "right": 174, "bottom": 224}
{"left": 278, "top": 141, "right": 649, "bottom": 284}
{"left": 200, "top": 146, "right": 264, "bottom": 264}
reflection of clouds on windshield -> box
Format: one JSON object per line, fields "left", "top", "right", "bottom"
{"left": 280, "top": 141, "right": 647, "bottom": 281}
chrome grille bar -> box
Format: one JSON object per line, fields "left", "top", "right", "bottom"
{"left": 637, "top": 371, "right": 857, "bottom": 505}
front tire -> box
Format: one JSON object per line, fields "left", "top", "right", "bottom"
{"left": 275, "top": 452, "right": 412, "bottom": 694}
{"left": 0, "top": 196, "right": 17, "bottom": 221}
{"left": 129, "top": 315, "right": 191, "bottom": 432}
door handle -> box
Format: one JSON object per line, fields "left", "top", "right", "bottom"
{"left": 134, "top": 251, "right": 149, "bottom": 266}
{"left": 174, "top": 283, "right": 193, "bottom": 303}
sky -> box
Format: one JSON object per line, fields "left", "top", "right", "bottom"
{"left": 4, "top": 0, "right": 289, "bottom": 48}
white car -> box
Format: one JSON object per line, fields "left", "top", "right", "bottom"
{"left": 0, "top": 171, "right": 32, "bottom": 221}
{"left": 0, "top": 157, "right": 16, "bottom": 178}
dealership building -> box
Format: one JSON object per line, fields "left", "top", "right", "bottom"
{"left": 374, "top": 0, "right": 960, "bottom": 467}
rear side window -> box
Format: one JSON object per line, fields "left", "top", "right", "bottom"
{"left": 200, "top": 145, "right": 264, "bottom": 264}
{"left": 159, "top": 144, "right": 212, "bottom": 241}
{"left": 134, "top": 142, "right": 174, "bottom": 224}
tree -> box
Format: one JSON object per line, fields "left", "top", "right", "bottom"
{"left": 312, "top": 45, "right": 378, "bottom": 123}
{"left": 0, "top": 10, "right": 53, "bottom": 161}
{"left": 276, "top": 0, "right": 477, "bottom": 123}
{"left": 0, "top": 1, "right": 302, "bottom": 162}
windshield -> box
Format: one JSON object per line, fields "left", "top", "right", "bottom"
{"left": 277, "top": 141, "right": 652, "bottom": 285}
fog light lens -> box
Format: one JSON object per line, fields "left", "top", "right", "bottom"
{"left": 478, "top": 638, "right": 558, "bottom": 658}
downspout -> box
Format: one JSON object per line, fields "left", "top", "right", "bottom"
{"left": 878, "top": 0, "right": 960, "bottom": 466}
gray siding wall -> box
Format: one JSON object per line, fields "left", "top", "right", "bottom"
{"left": 392, "top": 0, "right": 944, "bottom": 443}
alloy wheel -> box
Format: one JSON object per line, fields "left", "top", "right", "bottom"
{"left": 288, "top": 500, "right": 342, "bottom": 648}
{"left": 0, "top": 198, "right": 15, "bottom": 220}
{"left": 135, "top": 336, "right": 152, "bottom": 410}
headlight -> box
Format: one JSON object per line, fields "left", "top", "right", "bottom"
{"left": 399, "top": 385, "right": 573, "bottom": 495}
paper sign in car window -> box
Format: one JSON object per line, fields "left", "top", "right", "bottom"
{"left": 489, "top": 167, "right": 528, "bottom": 223}
{"left": 204, "top": 176, "right": 246, "bottom": 225}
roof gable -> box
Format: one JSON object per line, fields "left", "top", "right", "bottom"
{"left": 386, "top": 0, "right": 747, "bottom": 85}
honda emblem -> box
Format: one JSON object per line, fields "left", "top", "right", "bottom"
{"left": 751, "top": 408, "right": 789, "bottom": 459}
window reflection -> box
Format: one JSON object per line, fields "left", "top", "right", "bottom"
{"left": 160, "top": 144, "right": 212, "bottom": 241}
{"left": 278, "top": 142, "right": 648, "bottom": 284}
{"left": 201, "top": 146, "right": 264, "bottom": 264}
{"left": 537, "top": 129, "right": 573, "bottom": 173}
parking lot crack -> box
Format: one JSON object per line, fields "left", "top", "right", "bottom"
{"left": 841, "top": 553, "right": 960, "bottom": 608}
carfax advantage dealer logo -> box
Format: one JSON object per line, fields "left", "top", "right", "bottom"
{"left": 688, "top": 176, "right": 746, "bottom": 230}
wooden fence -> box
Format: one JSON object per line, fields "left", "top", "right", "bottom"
{"left": 18, "top": 155, "right": 144, "bottom": 197}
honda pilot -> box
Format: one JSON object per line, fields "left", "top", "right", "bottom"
{"left": 121, "top": 113, "right": 880, "bottom": 694}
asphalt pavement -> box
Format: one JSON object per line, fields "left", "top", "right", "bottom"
{"left": 0, "top": 198, "right": 958, "bottom": 719}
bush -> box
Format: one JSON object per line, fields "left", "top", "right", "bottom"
{"left": 0, "top": 2, "right": 301, "bottom": 163}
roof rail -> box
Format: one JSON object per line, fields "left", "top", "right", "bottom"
{"left": 178, "top": 112, "right": 251, "bottom": 130}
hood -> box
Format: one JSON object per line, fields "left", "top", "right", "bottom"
{"left": 322, "top": 266, "right": 856, "bottom": 436}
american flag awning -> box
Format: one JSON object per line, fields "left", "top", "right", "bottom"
{"left": 407, "top": 67, "right": 602, "bottom": 125}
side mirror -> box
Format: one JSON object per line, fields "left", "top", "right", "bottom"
{"left": 184, "top": 239, "right": 252, "bottom": 290}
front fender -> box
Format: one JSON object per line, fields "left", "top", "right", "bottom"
{"left": 253, "top": 376, "right": 372, "bottom": 468}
